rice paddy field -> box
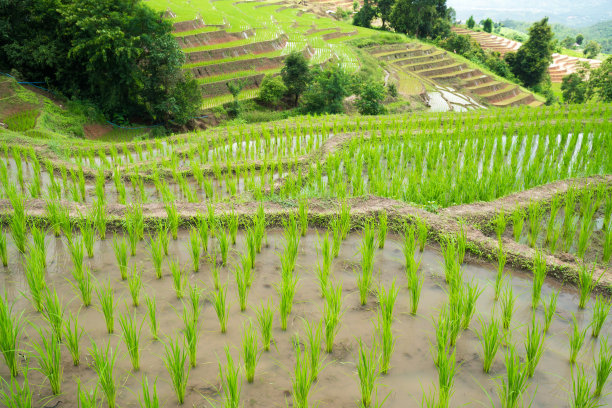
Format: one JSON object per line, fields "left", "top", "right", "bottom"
{"left": 0, "top": 86, "right": 611, "bottom": 408}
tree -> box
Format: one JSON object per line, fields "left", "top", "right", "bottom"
{"left": 466, "top": 15, "right": 475, "bottom": 29}
{"left": 301, "top": 65, "right": 351, "bottom": 114}
{"left": 0, "top": 0, "right": 201, "bottom": 125}
{"left": 483, "top": 18, "right": 493, "bottom": 33}
{"left": 258, "top": 75, "right": 287, "bottom": 105}
{"left": 389, "top": 0, "right": 446, "bottom": 38}
{"left": 583, "top": 40, "right": 601, "bottom": 59}
{"left": 561, "top": 73, "right": 587, "bottom": 103}
{"left": 588, "top": 56, "right": 612, "bottom": 102}
{"left": 561, "top": 36, "right": 575, "bottom": 48}
{"left": 353, "top": 0, "right": 376, "bottom": 28}
{"left": 375, "top": 0, "right": 395, "bottom": 29}
{"left": 280, "top": 51, "right": 311, "bottom": 106}
{"left": 505, "top": 18, "right": 554, "bottom": 88}
{"left": 576, "top": 34, "right": 584, "bottom": 45}
{"left": 356, "top": 80, "right": 387, "bottom": 115}
{"left": 226, "top": 79, "right": 246, "bottom": 116}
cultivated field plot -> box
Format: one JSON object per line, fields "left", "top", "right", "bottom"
{"left": 0, "top": 102, "right": 611, "bottom": 407}
{"left": 147, "top": 0, "right": 371, "bottom": 107}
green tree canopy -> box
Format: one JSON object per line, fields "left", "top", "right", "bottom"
{"left": 561, "top": 73, "right": 587, "bottom": 103}
{"left": 505, "top": 17, "right": 554, "bottom": 88}
{"left": 258, "top": 75, "right": 287, "bottom": 106}
{"left": 0, "top": 0, "right": 201, "bottom": 125}
{"left": 281, "top": 51, "right": 311, "bottom": 106}
{"left": 389, "top": 0, "right": 447, "bottom": 38}
{"left": 583, "top": 40, "right": 601, "bottom": 59}
{"left": 466, "top": 15, "right": 475, "bottom": 29}
{"left": 356, "top": 80, "right": 387, "bottom": 115}
{"left": 576, "top": 34, "right": 584, "bottom": 45}
{"left": 301, "top": 65, "right": 351, "bottom": 114}
{"left": 483, "top": 18, "right": 493, "bottom": 33}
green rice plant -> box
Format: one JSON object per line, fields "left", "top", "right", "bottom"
{"left": 71, "top": 263, "right": 93, "bottom": 307}
{"left": 219, "top": 346, "right": 241, "bottom": 408}
{"left": 440, "top": 237, "right": 460, "bottom": 286}
{"left": 139, "top": 375, "right": 159, "bottom": 408}
{"left": 112, "top": 235, "right": 129, "bottom": 280}
{"left": 124, "top": 204, "right": 143, "bottom": 256}
{"left": 163, "top": 336, "right": 190, "bottom": 405}
{"left": 186, "top": 282, "right": 202, "bottom": 320}
{"left": 212, "top": 285, "right": 229, "bottom": 333}
{"left": 339, "top": 200, "right": 351, "bottom": 239}
{"left": 182, "top": 306, "right": 199, "bottom": 368}
{"left": 166, "top": 203, "right": 179, "bottom": 240}
{"left": 217, "top": 225, "right": 230, "bottom": 266}
{"left": 409, "top": 269, "right": 424, "bottom": 316}
{"left": 498, "top": 344, "right": 530, "bottom": 408}
{"left": 90, "top": 339, "right": 118, "bottom": 408}
{"left": 303, "top": 319, "right": 324, "bottom": 382}
{"left": 358, "top": 222, "right": 375, "bottom": 305}
{"left": 591, "top": 295, "right": 612, "bottom": 337}
{"left": 298, "top": 198, "right": 308, "bottom": 237}
{"left": 356, "top": 338, "right": 381, "bottom": 408}
{"left": 141, "top": 294, "right": 158, "bottom": 342}
{"left": 149, "top": 234, "right": 164, "bottom": 279}
{"left": 67, "top": 236, "right": 85, "bottom": 277}
{"left": 242, "top": 319, "right": 259, "bottom": 383}
{"left": 543, "top": 291, "right": 558, "bottom": 333}
{"left": 324, "top": 281, "right": 342, "bottom": 353}
{"left": 531, "top": 250, "right": 547, "bottom": 309}
{"left": 189, "top": 227, "right": 201, "bottom": 273}
{"left": 240, "top": 252, "right": 253, "bottom": 288}
{"left": 157, "top": 221, "right": 169, "bottom": 255}
{"left": 235, "top": 266, "right": 250, "bottom": 312}
{"left": 23, "top": 245, "right": 45, "bottom": 312}
{"left": 96, "top": 281, "right": 116, "bottom": 334}
{"left": 461, "top": 280, "right": 483, "bottom": 330}
{"left": 377, "top": 280, "right": 398, "bottom": 326}
{"left": 81, "top": 218, "right": 96, "bottom": 258}
{"left": 527, "top": 201, "right": 544, "bottom": 247}
{"left": 512, "top": 207, "right": 525, "bottom": 242}
{"left": 501, "top": 284, "right": 515, "bottom": 330}
{"left": 494, "top": 209, "right": 507, "bottom": 242}
{"left": 277, "top": 271, "right": 299, "bottom": 330}
{"left": 31, "top": 224, "right": 46, "bottom": 266}
{"left": 331, "top": 218, "right": 342, "bottom": 258}
{"left": 524, "top": 317, "right": 545, "bottom": 377}
{"left": 545, "top": 195, "right": 562, "bottom": 244}
{"left": 376, "top": 312, "right": 395, "bottom": 376}
{"left": 569, "top": 314, "right": 587, "bottom": 364}
{"left": 63, "top": 310, "right": 83, "bottom": 366}
{"left": 403, "top": 224, "right": 418, "bottom": 279}
{"left": 571, "top": 365, "right": 598, "bottom": 408}
{"left": 578, "top": 262, "right": 599, "bottom": 309}
{"left": 228, "top": 210, "right": 239, "bottom": 245}
{"left": 593, "top": 338, "right": 612, "bottom": 397}
{"left": 94, "top": 199, "right": 107, "bottom": 240}
{"left": 119, "top": 310, "right": 143, "bottom": 371}
{"left": 8, "top": 188, "right": 26, "bottom": 253}
{"left": 417, "top": 217, "right": 428, "bottom": 252}
{"left": 41, "top": 288, "right": 64, "bottom": 341}
{"left": 127, "top": 266, "right": 142, "bottom": 307}
{"left": 76, "top": 378, "right": 98, "bottom": 407}
{"left": 477, "top": 315, "right": 502, "bottom": 373}
{"left": 0, "top": 365, "right": 32, "bottom": 407}
{"left": 0, "top": 229, "right": 7, "bottom": 267}
{"left": 495, "top": 245, "right": 506, "bottom": 300}
{"left": 31, "top": 328, "right": 62, "bottom": 395}
{"left": 246, "top": 228, "right": 256, "bottom": 271}
{"left": 292, "top": 336, "right": 312, "bottom": 408}
{"left": 169, "top": 259, "right": 186, "bottom": 299}
{"left": 196, "top": 213, "right": 209, "bottom": 254}
{"left": 378, "top": 211, "right": 387, "bottom": 249}
{"left": 603, "top": 222, "right": 612, "bottom": 263}
{"left": 0, "top": 294, "right": 23, "bottom": 377}
{"left": 210, "top": 252, "right": 221, "bottom": 290}
{"left": 256, "top": 301, "right": 274, "bottom": 352}
{"left": 437, "top": 345, "right": 457, "bottom": 407}
{"left": 456, "top": 223, "right": 467, "bottom": 265}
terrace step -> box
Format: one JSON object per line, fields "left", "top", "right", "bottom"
{"left": 184, "top": 35, "right": 287, "bottom": 64}
{"left": 492, "top": 92, "right": 536, "bottom": 107}
{"left": 480, "top": 85, "right": 520, "bottom": 102}
{"left": 466, "top": 81, "right": 510, "bottom": 95}
{"left": 177, "top": 29, "right": 253, "bottom": 49}
{"left": 375, "top": 46, "right": 437, "bottom": 61}
{"left": 403, "top": 57, "right": 457, "bottom": 72}
{"left": 393, "top": 51, "right": 446, "bottom": 66}
{"left": 462, "top": 75, "right": 494, "bottom": 88}
{"left": 200, "top": 72, "right": 266, "bottom": 97}
{"left": 414, "top": 62, "right": 466, "bottom": 77}
{"left": 427, "top": 67, "right": 476, "bottom": 80}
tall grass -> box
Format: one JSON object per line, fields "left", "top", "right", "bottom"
{"left": 119, "top": 311, "right": 143, "bottom": 371}
{"left": 591, "top": 295, "right": 612, "bottom": 337}
{"left": 90, "top": 339, "right": 118, "bottom": 408}
{"left": 256, "top": 301, "right": 274, "bottom": 351}
{"left": 163, "top": 336, "right": 190, "bottom": 404}
{"left": 219, "top": 346, "right": 241, "bottom": 408}
{"left": 0, "top": 294, "right": 22, "bottom": 377}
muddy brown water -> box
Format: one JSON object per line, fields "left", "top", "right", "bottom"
{"left": 0, "top": 228, "right": 611, "bottom": 407}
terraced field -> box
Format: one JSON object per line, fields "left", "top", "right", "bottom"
{"left": 368, "top": 43, "right": 542, "bottom": 109}
{"left": 452, "top": 27, "right": 603, "bottom": 83}
{"left": 147, "top": 0, "right": 373, "bottom": 108}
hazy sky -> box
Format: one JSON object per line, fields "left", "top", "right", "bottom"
{"left": 447, "top": 0, "right": 612, "bottom": 27}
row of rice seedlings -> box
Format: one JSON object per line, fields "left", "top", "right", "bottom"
{"left": 377, "top": 281, "right": 398, "bottom": 374}
{"left": 242, "top": 319, "right": 259, "bottom": 383}
{"left": 145, "top": 295, "right": 158, "bottom": 340}
{"left": 63, "top": 311, "right": 83, "bottom": 366}
{"left": 0, "top": 229, "right": 7, "bottom": 266}
{"left": 543, "top": 291, "right": 558, "bottom": 333}
{"left": 0, "top": 294, "right": 22, "bottom": 378}
{"left": 591, "top": 295, "right": 611, "bottom": 337}
{"left": 324, "top": 281, "right": 342, "bottom": 353}
{"left": 113, "top": 235, "right": 129, "bottom": 280}
{"left": 170, "top": 259, "right": 187, "bottom": 299}
{"left": 357, "top": 339, "right": 383, "bottom": 408}
{"left": 477, "top": 315, "right": 502, "bottom": 373}
{"left": 569, "top": 314, "right": 587, "bottom": 364}
{"left": 41, "top": 288, "right": 64, "bottom": 341}
{"left": 90, "top": 340, "right": 118, "bottom": 408}
{"left": 97, "top": 281, "right": 116, "bottom": 334}
{"left": 212, "top": 285, "right": 230, "bottom": 333}
{"left": 8, "top": 187, "right": 26, "bottom": 253}
{"left": 524, "top": 317, "right": 545, "bottom": 377}
{"left": 499, "top": 344, "right": 530, "bottom": 408}
{"left": 24, "top": 243, "right": 45, "bottom": 311}
{"left": 358, "top": 222, "right": 375, "bottom": 305}
{"left": 119, "top": 310, "right": 143, "bottom": 371}
{"left": 182, "top": 305, "right": 200, "bottom": 369}
{"left": 531, "top": 251, "right": 547, "bottom": 309}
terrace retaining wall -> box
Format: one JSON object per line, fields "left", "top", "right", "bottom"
{"left": 185, "top": 35, "right": 288, "bottom": 64}
{"left": 177, "top": 29, "right": 254, "bottom": 48}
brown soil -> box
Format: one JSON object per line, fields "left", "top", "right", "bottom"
{"left": 83, "top": 123, "right": 114, "bottom": 140}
